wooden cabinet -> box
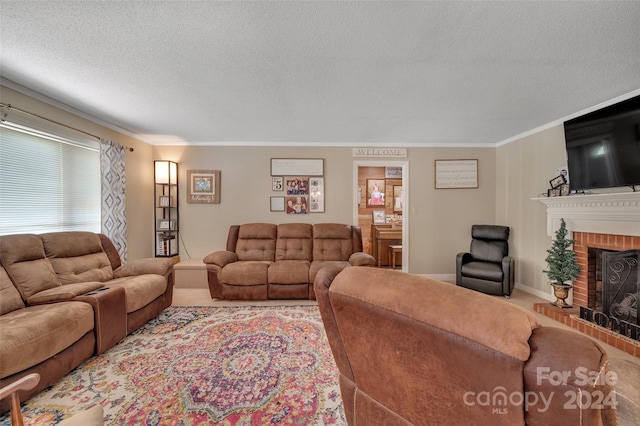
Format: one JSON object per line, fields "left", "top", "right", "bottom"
{"left": 371, "top": 224, "right": 402, "bottom": 267}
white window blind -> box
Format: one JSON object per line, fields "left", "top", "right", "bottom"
{"left": 0, "top": 123, "right": 101, "bottom": 235}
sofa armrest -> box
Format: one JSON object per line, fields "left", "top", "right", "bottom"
{"left": 26, "top": 282, "right": 105, "bottom": 305}
{"left": 203, "top": 250, "right": 238, "bottom": 268}
{"left": 113, "top": 257, "right": 175, "bottom": 278}
{"left": 455, "top": 252, "right": 473, "bottom": 285}
{"left": 502, "top": 255, "right": 515, "bottom": 294}
{"left": 348, "top": 252, "right": 375, "bottom": 267}
{"left": 524, "top": 327, "right": 618, "bottom": 425}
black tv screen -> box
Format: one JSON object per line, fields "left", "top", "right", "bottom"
{"left": 564, "top": 95, "right": 640, "bottom": 191}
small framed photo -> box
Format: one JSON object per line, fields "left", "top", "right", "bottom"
{"left": 549, "top": 174, "right": 566, "bottom": 189}
{"left": 157, "top": 219, "right": 175, "bottom": 230}
{"left": 285, "top": 177, "right": 309, "bottom": 195}
{"left": 547, "top": 188, "right": 561, "bottom": 197}
{"left": 158, "top": 196, "right": 172, "bottom": 207}
{"left": 285, "top": 196, "right": 308, "bottom": 214}
{"left": 270, "top": 196, "right": 285, "bottom": 212}
{"left": 560, "top": 184, "right": 571, "bottom": 196}
{"left": 272, "top": 176, "right": 284, "bottom": 191}
{"left": 372, "top": 210, "right": 386, "bottom": 224}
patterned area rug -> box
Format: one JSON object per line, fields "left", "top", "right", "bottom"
{"left": 1, "top": 305, "right": 345, "bottom": 425}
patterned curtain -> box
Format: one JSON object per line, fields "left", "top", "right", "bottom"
{"left": 100, "top": 140, "right": 128, "bottom": 262}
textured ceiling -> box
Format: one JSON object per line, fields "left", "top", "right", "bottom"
{"left": 1, "top": 1, "right": 639, "bottom": 146}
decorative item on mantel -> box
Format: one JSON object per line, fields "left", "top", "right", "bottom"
{"left": 544, "top": 218, "right": 581, "bottom": 308}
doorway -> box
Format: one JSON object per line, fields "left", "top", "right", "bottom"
{"left": 353, "top": 160, "right": 409, "bottom": 271}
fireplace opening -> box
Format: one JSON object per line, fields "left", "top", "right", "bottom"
{"left": 602, "top": 249, "right": 639, "bottom": 327}
{"left": 583, "top": 246, "right": 640, "bottom": 341}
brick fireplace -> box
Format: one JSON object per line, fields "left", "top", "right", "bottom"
{"left": 537, "top": 192, "right": 640, "bottom": 357}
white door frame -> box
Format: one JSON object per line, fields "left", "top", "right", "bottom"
{"left": 353, "top": 160, "right": 409, "bottom": 271}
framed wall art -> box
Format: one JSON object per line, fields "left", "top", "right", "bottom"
{"left": 270, "top": 158, "right": 324, "bottom": 176}
{"left": 309, "top": 177, "right": 324, "bottom": 213}
{"left": 367, "top": 179, "right": 386, "bottom": 207}
{"left": 187, "top": 170, "right": 221, "bottom": 204}
{"left": 385, "top": 166, "right": 403, "bottom": 178}
{"left": 285, "top": 176, "right": 309, "bottom": 195}
{"left": 270, "top": 196, "right": 285, "bottom": 212}
{"left": 393, "top": 185, "right": 403, "bottom": 213}
{"left": 285, "top": 196, "right": 308, "bottom": 214}
{"left": 272, "top": 176, "right": 284, "bottom": 191}
{"left": 435, "top": 159, "right": 478, "bottom": 189}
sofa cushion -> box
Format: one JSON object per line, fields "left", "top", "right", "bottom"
{"left": 470, "top": 239, "right": 508, "bottom": 263}
{"left": 41, "top": 232, "right": 114, "bottom": 284}
{"left": 221, "top": 261, "right": 271, "bottom": 285}
{"left": 0, "top": 234, "right": 61, "bottom": 299}
{"left": 269, "top": 260, "right": 310, "bottom": 284}
{"left": 0, "top": 301, "right": 94, "bottom": 378}
{"left": 312, "top": 224, "right": 353, "bottom": 261}
{"left": 0, "top": 267, "right": 24, "bottom": 315}
{"left": 106, "top": 275, "right": 167, "bottom": 313}
{"left": 235, "top": 224, "right": 277, "bottom": 261}
{"left": 275, "top": 223, "right": 313, "bottom": 261}
{"left": 460, "top": 261, "right": 503, "bottom": 282}
{"left": 26, "top": 281, "right": 106, "bottom": 305}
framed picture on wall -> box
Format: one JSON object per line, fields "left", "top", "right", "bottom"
{"left": 366, "top": 179, "right": 386, "bottom": 207}
{"left": 187, "top": 170, "right": 221, "bottom": 204}
{"left": 270, "top": 196, "right": 285, "bottom": 212}
{"left": 309, "top": 177, "right": 324, "bottom": 213}
{"left": 393, "top": 186, "right": 403, "bottom": 213}
{"left": 285, "top": 177, "right": 309, "bottom": 195}
{"left": 272, "top": 176, "right": 284, "bottom": 191}
{"left": 285, "top": 196, "right": 308, "bottom": 214}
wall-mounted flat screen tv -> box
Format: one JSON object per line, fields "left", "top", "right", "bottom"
{"left": 564, "top": 95, "right": 640, "bottom": 191}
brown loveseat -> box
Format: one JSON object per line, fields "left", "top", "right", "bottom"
{"left": 204, "top": 223, "right": 375, "bottom": 300}
{"left": 315, "top": 266, "right": 618, "bottom": 426}
{"left": 0, "top": 231, "right": 175, "bottom": 412}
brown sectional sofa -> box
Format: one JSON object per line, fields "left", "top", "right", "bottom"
{"left": 0, "top": 231, "right": 175, "bottom": 412}
{"left": 204, "top": 223, "right": 375, "bottom": 300}
{"left": 315, "top": 266, "right": 618, "bottom": 425}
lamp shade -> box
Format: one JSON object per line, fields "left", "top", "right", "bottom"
{"left": 155, "top": 161, "right": 177, "bottom": 184}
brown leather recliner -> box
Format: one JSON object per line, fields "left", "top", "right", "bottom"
{"left": 315, "top": 266, "right": 618, "bottom": 426}
{"left": 456, "top": 224, "right": 515, "bottom": 297}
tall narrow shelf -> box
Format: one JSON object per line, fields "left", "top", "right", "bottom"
{"left": 154, "top": 160, "right": 179, "bottom": 257}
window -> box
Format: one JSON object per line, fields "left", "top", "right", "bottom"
{"left": 0, "top": 122, "right": 101, "bottom": 235}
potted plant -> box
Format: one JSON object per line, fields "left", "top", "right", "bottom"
{"left": 544, "top": 218, "right": 581, "bottom": 307}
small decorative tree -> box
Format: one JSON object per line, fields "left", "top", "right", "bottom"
{"left": 544, "top": 218, "right": 581, "bottom": 307}
{"left": 544, "top": 218, "right": 581, "bottom": 286}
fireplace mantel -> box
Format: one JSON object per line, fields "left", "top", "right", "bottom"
{"left": 533, "top": 192, "right": 640, "bottom": 237}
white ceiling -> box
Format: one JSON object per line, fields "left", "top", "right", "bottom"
{"left": 1, "top": 1, "right": 639, "bottom": 147}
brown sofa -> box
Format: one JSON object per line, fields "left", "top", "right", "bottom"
{"left": 204, "top": 223, "right": 375, "bottom": 300}
{"left": 315, "top": 266, "right": 618, "bottom": 426}
{"left": 0, "top": 231, "right": 175, "bottom": 412}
